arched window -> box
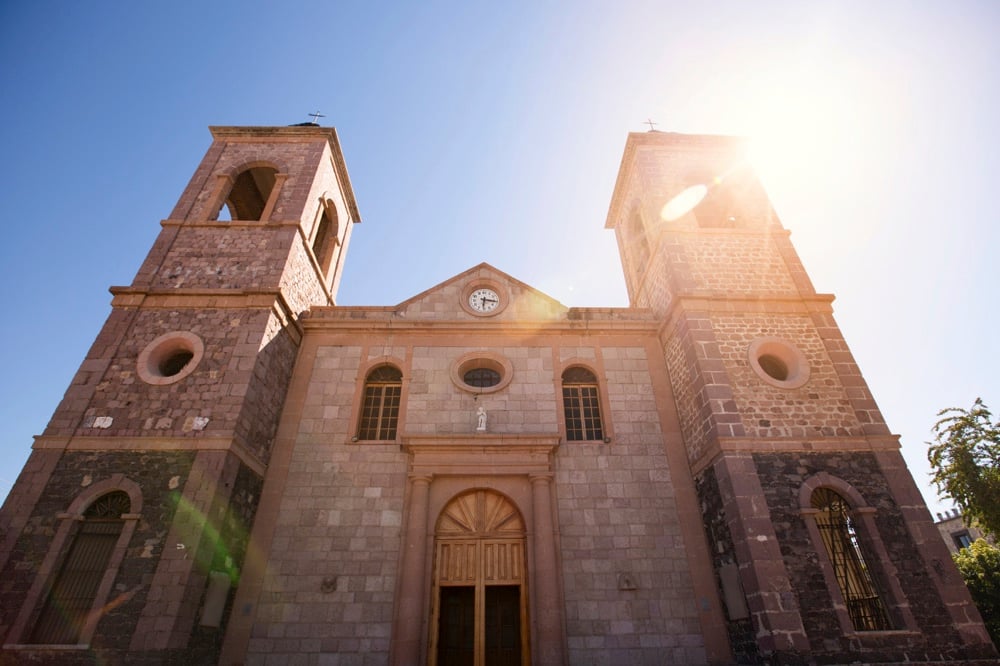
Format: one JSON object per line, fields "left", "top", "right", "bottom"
{"left": 810, "top": 487, "right": 892, "bottom": 631}
{"left": 217, "top": 166, "right": 278, "bottom": 221}
{"left": 357, "top": 365, "right": 402, "bottom": 440}
{"left": 311, "top": 199, "right": 339, "bottom": 274}
{"left": 29, "top": 491, "right": 131, "bottom": 644}
{"left": 628, "top": 209, "right": 650, "bottom": 272}
{"left": 562, "top": 367, "right": 604, "bottom": 441}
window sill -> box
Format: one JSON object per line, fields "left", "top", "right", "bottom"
{"left": 843, "top": 629, "right": 922, "bottom": 639}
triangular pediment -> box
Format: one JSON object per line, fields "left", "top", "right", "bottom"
{"left": 392, "top": 263, "right": 568, "bottom": 321}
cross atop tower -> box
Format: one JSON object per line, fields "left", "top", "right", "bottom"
{"left": 308, "top": 110, "right": 326, "bottom": 124}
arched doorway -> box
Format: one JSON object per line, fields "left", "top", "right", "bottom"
{"left": 430, "top": 489, "right": 529, "bottom": 666}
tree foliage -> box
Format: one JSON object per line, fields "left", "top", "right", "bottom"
{"left": 952, "top": 539, "right": 1000, "bottom": 647}
{"left": 928, "top": 398, "right": 1000, "bottom": 537}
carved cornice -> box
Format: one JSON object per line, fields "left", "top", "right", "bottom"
{"left": 401, "top": 433, "right": 561, "bottom": 477}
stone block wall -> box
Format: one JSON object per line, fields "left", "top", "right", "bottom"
{"left": 248, "top": 444, "right": 407, "bottom": 662}
{"left": 714, "top": 313, "right": 862, "bottom": 438}
{"left": 42, "top": 307, "right": 279, "bottom": 453}
{"left": 0, "top": 451, "right": 196, "bottom": 650}
{"left": 555, "top": 345, "right": 708, "bottom": 665}
{"left": 694, "top": 466, "right": 761, "bottom": 665}
{"left": 753, "top": 451, "right": 997, "bottom": 664}
{"left": 0, "top": 450, "right": 262, "bottom": 666}
{"left": 281, "top": 238, "right": 335, "bottom": 315}
{"left": 143, "top": 225, "right": 298, "bottom": 291}
{"left": 238, "top": 328, "right": 714, "bottom": 664}
{"left": 234, "top": 311, "right": 300, "bottom": 464}
{"left": 674, "top": 231, "right": 799, "bottom": 296}
{"left": 662, "top": 312, "right": 745, "bottom": 465}
{"left": 245, "top": 344, "right": 408, "bottom": 663}
{"left": 407, "top": 345, "right": 558, "bottom": 435}
{"left": 661, "top": 305, "right": 876, "bottom": 465}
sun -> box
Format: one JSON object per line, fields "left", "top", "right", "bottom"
{"left": 658, "top": 46, "right": 886, "bottom": 224}
{"left": 731, "top": 49, "right": 890, "bottom": 215}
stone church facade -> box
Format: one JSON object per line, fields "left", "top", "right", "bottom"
{"left": 0, "top": 125, "right": 994, "bottom": 665}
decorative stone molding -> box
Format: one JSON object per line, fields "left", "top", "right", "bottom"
{"left": 449, "top": 351, "right": 514, "bottom": 394}
{"left": 402, "top": 434, "right": 560, "bottom": 477}
{"left": 460, "top": 278, "right": 509, "bottom": 317}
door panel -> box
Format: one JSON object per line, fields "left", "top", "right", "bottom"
{"left": 431, "top": 491, "right": 528, "bottom": 666}
{"left": 484, "top": 585, "right": 520, "bottom": 666}
{"left": 438, "top": 586, "right": 475, "bottom": 666}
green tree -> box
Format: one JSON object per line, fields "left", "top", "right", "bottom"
{"left": 952, "top": 539, "right": 1000, "bottom": 647}
{"left": 928, "top": 398, "right": 1000, "bottom": 537}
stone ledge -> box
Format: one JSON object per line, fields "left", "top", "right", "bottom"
{"left": 689, "top": 434, "right": 902, "bottom": 476}
{"left": 402, "top": 433, "right": 560, "bottom": 477}
{"left": 32, "top": 435, "right": 266, "bottom": 477}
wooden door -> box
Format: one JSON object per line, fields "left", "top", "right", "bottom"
{"left": 430, "top": 491, "right": 529, "bottom": 666}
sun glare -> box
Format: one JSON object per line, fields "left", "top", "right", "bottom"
{"left": 737, "top": 57, "right": 872, "bottom": 201}
{"left": 661, "top": 184, "right": 707, "bottom": 222}
{"left": 657, "top": 41, "right": 892, "bottom": 248}
{"left": 750, "top": 86, "right": 838, "bottom": 179}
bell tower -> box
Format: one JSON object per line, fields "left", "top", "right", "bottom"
{"left": 0, "top": 126, "right": 359, "bottom": 660}
{"left": 606, "top": 131, "right": 995, "bottom": 664}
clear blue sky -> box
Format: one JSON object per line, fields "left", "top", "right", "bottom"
{"left": 1, "top": 1, "right": 998, "bottom": 518}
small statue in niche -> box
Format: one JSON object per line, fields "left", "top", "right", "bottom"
{"left": 476, "top": 406, "right": 488, "bottom": 432}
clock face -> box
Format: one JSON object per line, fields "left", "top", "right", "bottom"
{"left": 468, "top": 288, "right": 500, "bottom": 313}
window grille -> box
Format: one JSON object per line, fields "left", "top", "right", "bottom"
{"left": 357, "top": 366, "right": 402, "bottom": 440}
{"left": 463, "top": 368, "right": 500, "bottom": 388}
{"left": 562, "top": 367, "right": 604, "bottom": 441}
{"left": 29, "top": 491, "right": 130, "bottom": 644}
{"left": 811, "top": 488, "right": 892, "bottom": 631}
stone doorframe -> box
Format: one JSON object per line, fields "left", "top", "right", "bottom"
{"left": 390, "top": 434, "right": 565, "bottom": 666}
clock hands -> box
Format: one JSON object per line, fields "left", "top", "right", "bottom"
{"left": 470, "top": 289, "right": 500, "bottom": 312}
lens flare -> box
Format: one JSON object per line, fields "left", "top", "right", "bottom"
{"left": 661, "top": 184, "right": 707, "bottom": 222}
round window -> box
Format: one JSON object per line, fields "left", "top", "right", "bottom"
{"left": 450, "top": 352, "right": 513, "bottom": 393}
{"left": 757, "top": 354, "right": 788, "bottom": 381}
{"left": 748, "top": 338, "right": 809, "bottom": 389}
{"left": 137, "top": 332, "right": 205, "bottom": 385}
{"left": 159, "top": 350, "right": 195, "bottom": 377}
